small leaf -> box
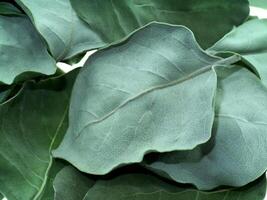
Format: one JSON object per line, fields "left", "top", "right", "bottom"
{"left": 0, "top": 70, "right": 78, "bottom": 200}
{"left": 145, "top": 66, "right": 267, "bottom": 190}
{"left": 53, "top": 23, "right": 239, "bottom": 175}
{"left": 15, "top": 0, "right": 106, "bottom": 60}
{"left": 0, "top": 14, "right": 56, "bottom": 85}
{"left": 70, "top": 0, "right": 249, "bottom": 48}
{"left": 53, "top": 166, "right": 267, "bottom": 200}
{"left": 208, "top": 19, "right": 267, "bottom": 86}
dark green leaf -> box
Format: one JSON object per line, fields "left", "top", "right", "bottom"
{"left": 145, "top": 66, "right": 267, "bottom": 190}
{"left": 54, "top": 166, "right": 95, "bottom": 200}
{"left": 0, "top": 14, "right": 56, "bottom": 85}
{"left": 70, "top": 0, "right": 249, "bottom": 48}
{"left": 0, "top": 70, "right": 78, "bottom": 200}
{"left": 53, "top": 23, "right": 240, "bottom": 175}
{"left": 0, "top": 2, "right": 23, "bottom": 15}
{"left": 37, "top": 161, "right": 66, "bottom": 200}
{"left": 54, "top": 166, "right": 267, "bottom": 200}
{"left": 0, "top": 89, "right": 10, "bottom": 103}
{"left": 208, "top": 19, "right": 267, "bottom": 86}
{"left": 15, "top": 0, "right": 105, "bottom": 60}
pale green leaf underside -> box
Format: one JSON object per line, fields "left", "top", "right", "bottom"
{"left": 54, "top": 23, "right": 228, "bottom": 175}
{"left": 0, "top": 71, "right": 78, "bottom": 200}
{"left": 249, "top": 0, "right": 267, "bottom": 9}
{"left": 146, "top": 67, "right": 267, "bottom": 190}
{"left": 15, "top": 0, "right": 105, "bottom": 60}
{"left": 208, "top": 19, "right": 267, "bottom": 86}
{"left": 54, "top": 166, "right": 267, "bottom": 200}
{"left": 0, "top": 14, "right": 56, "bottom": 85}
{"left": 70, "top": 0, "right": 249, "bottom": 49}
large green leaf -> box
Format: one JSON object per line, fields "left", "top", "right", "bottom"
{"left": 145, "top": 66, "right": 267, "bottom": 190}
{"left": 70, "top": 0, "right": 249, "bottom": 48}
{"left": 15, "top": 0, "right": 105, "bottom": 61}
{"left": 0, "top": 13, "right": 56, "bottom": 85}
{"left": 208, "top": 19, "right": 267, "bottom": 86}
{"left": 53, "top": 23, "right": 241, "bottom": 175}
{"left": 53, "top": 166, "right": 267, "bottom": 200}
{"left": 249, "top": 0, "right": 267, "bottom": 9}
{"left": 0, "top": 70, "right": 78, "bottom": 200}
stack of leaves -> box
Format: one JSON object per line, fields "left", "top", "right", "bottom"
{"left": 0, "top": 0, "right": 266, "bottom": 200}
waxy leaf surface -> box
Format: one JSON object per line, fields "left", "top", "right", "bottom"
{"left": 70, "top": 0, "right": 249, "bottom": 48}
{"left": 146, "top": 67, "right": 267, "bottom": 190}
{"left": 54, "top": 23, "right": 224, "bottom": 175}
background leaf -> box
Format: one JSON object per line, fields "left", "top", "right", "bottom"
{"left": 54, "top": 166, "right": 95, "bottom": 200}
{"left": 145, "top": 66, "right": 267, "bottom": 190}
{"left": 0, "top": 13, "right": 56, "bottom": 85}
{"left": 53, "top": 166, "right": 267, "bottom": 200}
{"left": 15, "top": 0, "right": 106, "bottom": 61}
{"left": 208, "top": 19, "right": 267, "bottom": 86}
{"left": 70, "top": 0, "right": 249, "bottom": 48}
{"left": 53, "top": 23, "right": 221, "bottom": 175}
{"left": 0, "top": 70, "right": 78, "bottom": 200}
{"left": 0, "top": 2, "right": 23, "bottom": 15}
{"left": 36, "top": 161, "right": 66, "bottom": 200}
{"left": 0, "top": 89, "right": 10, "bottom": 104}
{"left": 249, "top": 0, "right": 267, "bottom": 9}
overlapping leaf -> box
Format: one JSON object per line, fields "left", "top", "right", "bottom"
{"left": 70, "top": 0, "right": 249, "bottom": 48}
{"left": 0, "top": 70, "right": 78, "bottom": 200}
{"left": 37, "top": 161, "right": 66, "bottom": 200}
{"left": 54, "top": 166, "right": 95, "bottom": 200}
{"left": 208, "top": 19, "right": 267, "bottom": 86}
{"left": 53, "top": 166, "right": 267, "bottom": 200}
{"left": 145, "top": 66, "right": 267, "bottom": 190}
{"left": 53, "top": 23, "right": 242, "bottom": 175}
{"left": 15, "top": 0, "right": 105, "bottom": 60}
{"left": 0, "top": 10, "right": 56, "bottom": 85}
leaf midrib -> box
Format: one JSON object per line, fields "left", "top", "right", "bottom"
{"left": 74, "top": 55, "right": 240, "bottom": 139}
